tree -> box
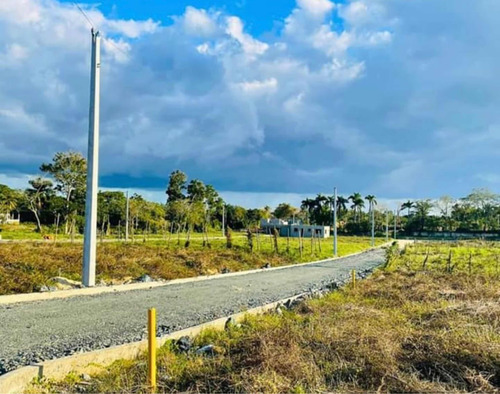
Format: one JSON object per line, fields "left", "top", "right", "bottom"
{"left": 40, "top": 151, "right": 87, "bottom": 234}
{"left": 273, "top": 203, "right": 298, "bottom": 220}
{"left": 166, "top": 170, "right": 187, "bottom": 203}
{"left": 300, "top": 198, "right": 315, "bottom": 224}
{"left": 246, "top": 209, "right": 265, "bottom": 228}
{"left": 187, "top": 179, "right": 206, "bottom": 202}
{"left": 98, "top": 191, "right": 127, "bottom": 235}
{"left": 414, "top": 200, "right": 434, "bottom": 231}
{"left": 336, "top": 196, "right": 349, "bottom": 223}
{"left": 0, "top": 184, "right": 22, "bottom": 220}
{"left": 262, "top": 206, "right": 272, "bottom": 219}
{"left": 365, "top": 195, "right": 377, "bottom": 210}
{"left": 349, "top": 193, "right": 365, "bottom": 223}
{"left": 24, "top": 177, "right": 53, "bottom": 232}
{"left": 401, "top": 200, "right": 414, "bottom": 217}
{"left": 436, "top": 196, "right": 455, "bottom": 231}
{"left": 462, "top": 188, "right": 499, "bottom": 231}
{"left": 365, "top": 195, "right": 377, "bottom": 244}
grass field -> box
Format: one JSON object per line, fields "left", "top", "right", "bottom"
{"left": 0, "top": 234, "right": 386, "bottom": 295}
{"left": 391, "top": 241, "right": 500, "bottom": 276}
{"left": 28, "top": 241, "right": 500, "bottom": 393}
{"left": 0, "top": 223, "right": 225, "bottom": 241}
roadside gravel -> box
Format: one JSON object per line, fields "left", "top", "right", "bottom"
{"left": 0, "top": 249, "right": 385, "bottom": 374}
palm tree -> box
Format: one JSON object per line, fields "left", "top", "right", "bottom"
{"left": 414, "top": 200, "right": 434, "bottom": 232}
{"left": 349, "top": 193, "right": 365, "bottom": 222}
{"left": 365, "top": 195, "right": 377, "bottom": 210}
{"left": 365, "top": 195, "right": 377, "bottom": 246}
{"left": 24, "top": 177, "right": 53, "bottom": 232}
{"left": 336, "top": 196, "right": 349, "bottom": 213}
{"left": 300, "top": 198, "right": 315, "bottom": 224}
{"left": 401, "top": 200, "right": 414, "bottom": 217}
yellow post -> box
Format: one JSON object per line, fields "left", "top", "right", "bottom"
{"left": 351, "top": 270, "right": 356, "bottom": 289}
{"left": 148, "top": 308, "right": 157, "bottom": 393}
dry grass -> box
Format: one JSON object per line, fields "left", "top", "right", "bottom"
{"left": 0, "top": 236, "right": 383, "bottom": 295}
{"left": 28, "top": 242, "right": 500, "bottom": 393}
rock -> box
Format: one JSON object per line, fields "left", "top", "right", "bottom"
{"left": 50, "top": 277, "right": 83, "bottom": 290}
{"left": 176, "top": 336, "right": 192, "bottom": 353}
{"left": 221, "top": 268, "right": 230, "bottom": 274}
{"left": 40, "top": 285, "right": 57, "bottom": 292}
{"left": 136, "top": 274, "right": 153, "bottom": 283}
{"left": 261, "top": 262, "right": 271, "bottom": 269}
{"left": 225, "top": 317, "right": 236, "bottom": 330}
{"left": 195, "top": 344, "right": 223, "bottom": 356}
{"left": 80, "top": 373, "right": 91, "bottom": 381}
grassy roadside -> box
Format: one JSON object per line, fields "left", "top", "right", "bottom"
{"left": 28, "top": 241, "right": 500, "bottom": 393}
{"left": 0, "top": 236, "right": 385, "bottom": 295}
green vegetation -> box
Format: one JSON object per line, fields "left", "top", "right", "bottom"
{"left": 4, "top": 151, "right": 499, "bottom": 245}
{"left": 0, "top": 236, "right": 384, "bottom": 295}
{"left": 29, "top": 241, "right": 500, "bottom": 393}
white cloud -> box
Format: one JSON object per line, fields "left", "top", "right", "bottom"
{"left": 297, "top": 0, "right": 334, "bottom": 18}
{"left": 238, "top": 78, "right": 278, "bottom": 94}
{"left": 0, "top": 0, "right": 499, "bottom": 201}
{"left": 104, "top": 18, "right": 159, "bottom": 38}
{"left": 182, "top": 6, "right": 217, "bottom": 37}
{"left": 0, "top": 0, "right": 42, "bottom": 24}
{"left": 226, "top": 16, "right": 268, "bottom": 56}
{"left": 339, "top": 1, "right": 368, "bottom": 24}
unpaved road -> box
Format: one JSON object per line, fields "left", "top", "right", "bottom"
{"left": 0, "top": 249, "right": 385, "bottom": 374}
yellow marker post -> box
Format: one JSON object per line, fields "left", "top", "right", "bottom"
{"left": 351, "top": 270, "right": 356, "bottom": 289}
{"left": 148, "top": 308, "right": 157, "bottom": 393}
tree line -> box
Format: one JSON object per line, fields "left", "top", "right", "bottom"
{"left": 0, "top": 150, "right": 499, "bottom": 237}
{"left": 0, "top": 152, "right": 272, "bottom": 237}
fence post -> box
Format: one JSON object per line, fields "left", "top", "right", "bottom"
{"left": 351, "top": 270, "right": 356, "bottom": 289}
{"left": 148, "top": 308, "right": 157, "bottom": 392}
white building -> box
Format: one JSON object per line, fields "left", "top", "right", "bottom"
{"left": 0, "top": 212, "right": 20, "bottom": 225}
{"left": 260, "top": 218, "right": 330, "bottom": 238}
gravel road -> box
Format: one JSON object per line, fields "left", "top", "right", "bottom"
{"left": 0, "top": 249, "right": 385, "bottom": 375}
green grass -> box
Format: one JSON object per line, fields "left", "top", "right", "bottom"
{"left": 0, "top": 224, "right": 82, "bottom": 240}
{"left": 0, "top": 235, "right": 386, "bottom": 295}
{"left": 387, "top": 240, "right": 500, "bottom": 276}
{"left": 28, "top": 241, "right": 500, "bottom": 393}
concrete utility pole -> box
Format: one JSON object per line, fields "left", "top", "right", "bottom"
{"left": 83, "top": 29, "right": 101, "bottom": 287}
{"left": 333, "top": 187, "right": 338, "bottom": 257}
{"left": 222, "top": 204, "right": 225, "bottom": 237}
{"left": 125, "top": 190, "right": 129, "bottom": 242}
{"left": 370, "top": 201, "right": 375, "bottom": 247}
{"left": 393, "top": 209, "right": 397, "bottom": 240}
{"left": 385, "top": 210, "right": 389, "bottom": 241}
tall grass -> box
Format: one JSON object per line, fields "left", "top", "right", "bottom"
{"left": 0, "top": 236, "right": 385, "bottom": 295}
{"left": 27, "top": 241, "right": 500, "bottom": 393}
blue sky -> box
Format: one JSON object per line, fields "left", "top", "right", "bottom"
{"left": 59, "top": 0, "right": 298, "bottom": 35}
{"left": 0, "top": 0, "right": 499, "bottom": 208}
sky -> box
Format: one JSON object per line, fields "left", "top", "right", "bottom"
{"left": 0, "top": 0, "right": 499, "bottom": 208}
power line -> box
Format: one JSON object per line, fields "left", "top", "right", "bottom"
{"left": 101, "top": 34, "right": 130, "bottom": 57}
{"left": 71, "top": 2, "right": 129, "bottom": 58}
{"left": 72, "top": 1, "right": 96, "bottom": 30}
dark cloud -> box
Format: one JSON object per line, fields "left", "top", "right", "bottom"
{"left": 0, "top": 0, "right": 499, "bottom": 202}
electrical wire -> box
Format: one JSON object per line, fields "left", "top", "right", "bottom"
{"left": 72, "top": 1, "right": 96, "bottom": 30}
{"left": 101, "top": 35, "right": 130, "bottom": 57}
{"left": 71, "top": 2, "right": 129, "bottom": 58}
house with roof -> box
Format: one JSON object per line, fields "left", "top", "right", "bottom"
{"left": 260, "top": 218, "right": 330, "bottom": 238}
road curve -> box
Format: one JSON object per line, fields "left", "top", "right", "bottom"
{"left": 0, "top": 249, "right": 385, "bottom": 374}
